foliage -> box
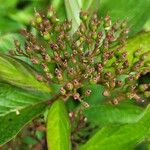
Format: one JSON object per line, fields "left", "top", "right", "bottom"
{"left": 0, "top": 0, "right": 150, "bottom": 150}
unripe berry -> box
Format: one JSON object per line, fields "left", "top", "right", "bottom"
{"left": 82, "top": 101, "right": 90, "bottom": 108}
{"left": 46, "top": 73, "right": 53, "bottom": 80}
{"left": 105, "top": 72, "right": 112, "bottom": 79}
{"left": 121, "top": 20, "right": 127, "bottom": 28}
{"left": 63, "top": 59, "right": 68, "bottom": 68}
{"left": 116, "top": 80, "right": 123, "bottom": 87}
{"left": 47, "top": 6, "right": 54, "bottom": 19}
{"left": 123, "top": 60, "right": 129, "bottom": 68}
{"left": 57, "top": 73, "right": 63, "bottom": 81}
{"left": 103, "top": 90, "right": 110, "bottom": 97}
{"left": 90, "top": 76, "right": 99, "bottom": 84}
{"left": 51, "top": 16, "right": 59, "bottom": 23}
{"left": 109, "top": 79, "right": 116, "bottom": 88}
{"left": 31, "top": 57, "right": 39, "bottom": 64}
{"left": 36, "top": 74, "right": 43, "bottom": 81}
{"left": 139, "top": 84, "right": 148, "bottom": 92}
{"left": 80, "top": 11, "right": 88, "bottom": 21}
{"left": 35, "top": 12, "right": 42, "bottom": 24}
{"left": 43, "top": 32, "right": 51, "bottom": 41}
{"left": 66, "top": 21, "right": 72, "bottom": 31}
{"left": 31, "top": 20, "right": 36, "bottom": 27}
{"left": 112, "top": 98, "right": 119, "bottom": 105}
{"left": 43, "top": 54, "right": 51, "bottom": 62}
{"left": 116, "top": 68, "right": 123, "bottom": 75}
{"left": 104, "top": 15, "right": 111, "bottom": 30}
{"left": 144, "top": 91, "right": 150, "bottom": 98}
{"left": 73, "top": 93, "right": 80, "bottom": 100}
{"left": 66, "top": 83, "right": 73, "bottom": 91}
{"left": 85, "top": 89, "right": 91, "bottom": 96}
{"left": 73, "top": 79, "right": 80, "bottom": 87}
{"left": 91, "top": 31, "right": 97, "bottom": 40}
{"left": 60, "top": 87, "right": 66, "bottom": 95}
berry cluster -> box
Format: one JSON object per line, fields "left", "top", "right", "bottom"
{"left": 10, "top": 7, "right": 150, "bottom": 106}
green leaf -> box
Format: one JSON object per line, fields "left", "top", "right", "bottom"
{"left": 99, "top": 0, "right": 150, "bottom": 36}
{"left": 0, "top": 33, "right": 24, "bottom": 53}
{"left": 82, "top": 0, "right": 100, "bottom": 11}
{"left": 0, "top": 16, "right": 23, "bottom": 34}
{"left": 47, "top": 99, "right": 71, "bottom": 150}
{"left": 123, "top": 32, "right": 150, "bottom": 63}
{"left": 83, "top": 102, "right": 144, "bottom": 126}
{"left": 64, "top": 0, "right": 100, "bottom": 34}
{"left": 64, "top": 0, "right": 82, "bottom": 34}
{"left": 83, "top": 84, "right": 106, "bottom": 105}
{"left": 144, "top": 18, "right": 150, "bottom": 32}
{"left": 0, "top": 0, "right": 18, "bottom": 9}
{"left": 0, "top": 54, "right": 51, "bottom": 92}
{"left": 80, "top": 104, "right": 150, "bottom": 150}
{"left": 0, "top": 103, "right": 46, "bottom": 146}
{"left": 50, "top": 0, "right": 67, "bottom": 21}
{"left": 106, "top": 32, "right": 150, "bottom": 69}
{"left": 0, "top": 0, "right": 18, "bottom": 16}
{"left": 0, "top": 82, "right": 51, "bottom": 146}
{"left": 8, "top": 0, "right": 49, "bottom": 25}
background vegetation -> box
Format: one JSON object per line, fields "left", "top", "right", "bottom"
{"left": 0, "top": 0, "right": 150, "bottom": 150}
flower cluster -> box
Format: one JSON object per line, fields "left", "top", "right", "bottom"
{"left": 10, "top": 7, "right": 150, "bottom": 106}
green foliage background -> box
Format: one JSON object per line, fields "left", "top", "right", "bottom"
{"left": 0, "top": 0, "right": 150, "bottom": 150}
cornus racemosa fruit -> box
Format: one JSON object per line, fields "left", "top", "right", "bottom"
{"left": 10, "top": 6, "right": 150, "bottom": 107}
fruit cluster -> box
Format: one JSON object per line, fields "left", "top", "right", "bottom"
{"left": 10, "top": 7, "right": 150, "bottom": 106}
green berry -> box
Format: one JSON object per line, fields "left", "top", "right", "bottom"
{"left": 103, "top": 90, "right": 110, "bottom": 97}
{"left": 139, "top": 84, "right": 148, "bottom": 92}
{"left": 66, "top": 83, "right": 73, "bottom": 91}
{"left": 80, "top": 11, "right": 88, "bottom": 21}
{"left": 36, "top": 16, "right": 42, "bottom": 24}
{"left": 43, "top": 32, "right": 50, "bottom": 41}
{"left": 60, "top": 87, "right": 66, "bottom": 95}
{"left": 144, "top": 91, "right": 150, "bottom": 98}
{"left": 57, "top": 73, "right": 63, "bottom": 81}
{"left": 47, "top": 6, "right": 54, "bottom": 19}
{"left": 91, "top": 32, "right": 97, "bottom": 40}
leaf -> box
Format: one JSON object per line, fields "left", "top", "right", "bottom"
{"left": 64, "top": 0, "right": 100, "bottom": 34}
{"left": 0, "top": 103, "right": 46, "bottom": 146}
{"left": 9, "top": 10, "right": 33, "bottom": 25}
{"left": 0, "top": 33, "right": 24, "bottom": 53}
{"left": 0, "top": 82, "right": 51, "bottom": 146}
{"left": 64, "top": 0, "right": 82, "bottom": 34}
{"left": 80, "top": 104, "right": 150, "bottom": 150}
{"left": 123, "top": 32, "right": 150, "bottom": 63}
{"left": 0, "top": 54, "right": 51, "bottom": 92}
{"left": 0, "top": 0, "right": 18, "bottom": 16}
{"left": 82, "top": 0, "right": 100, "bottom": 11}
{"left": 50, "top": 0, "right": 67, "bottom": 21}
{"left": 0, "top": 0, "right": 18, "bottom": 9}
{"left": 83, "top": 84, "right": 106, "bottom": 105}
{"left": 135, "top": 142, "right": 150, "bottom": 150}
{"left": 47, "top": 99, "right": 71, "bottom": 150}
{"left": 99, "top": 0, "right": 150, "bottom": 36}
{"left": 83, "top": 102, "right": 144, "bottom": 126}
{"left": 143, "top": 18, "right": 150, "bottom": 32}
{"left": 0, "top": 16, "right": 23, "bottom": 34}
{"left": 106, "top": 32, "right": 150, "bottom": 69}
{"left": 8, "top": 0, "right": 49, "bottom": 24}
